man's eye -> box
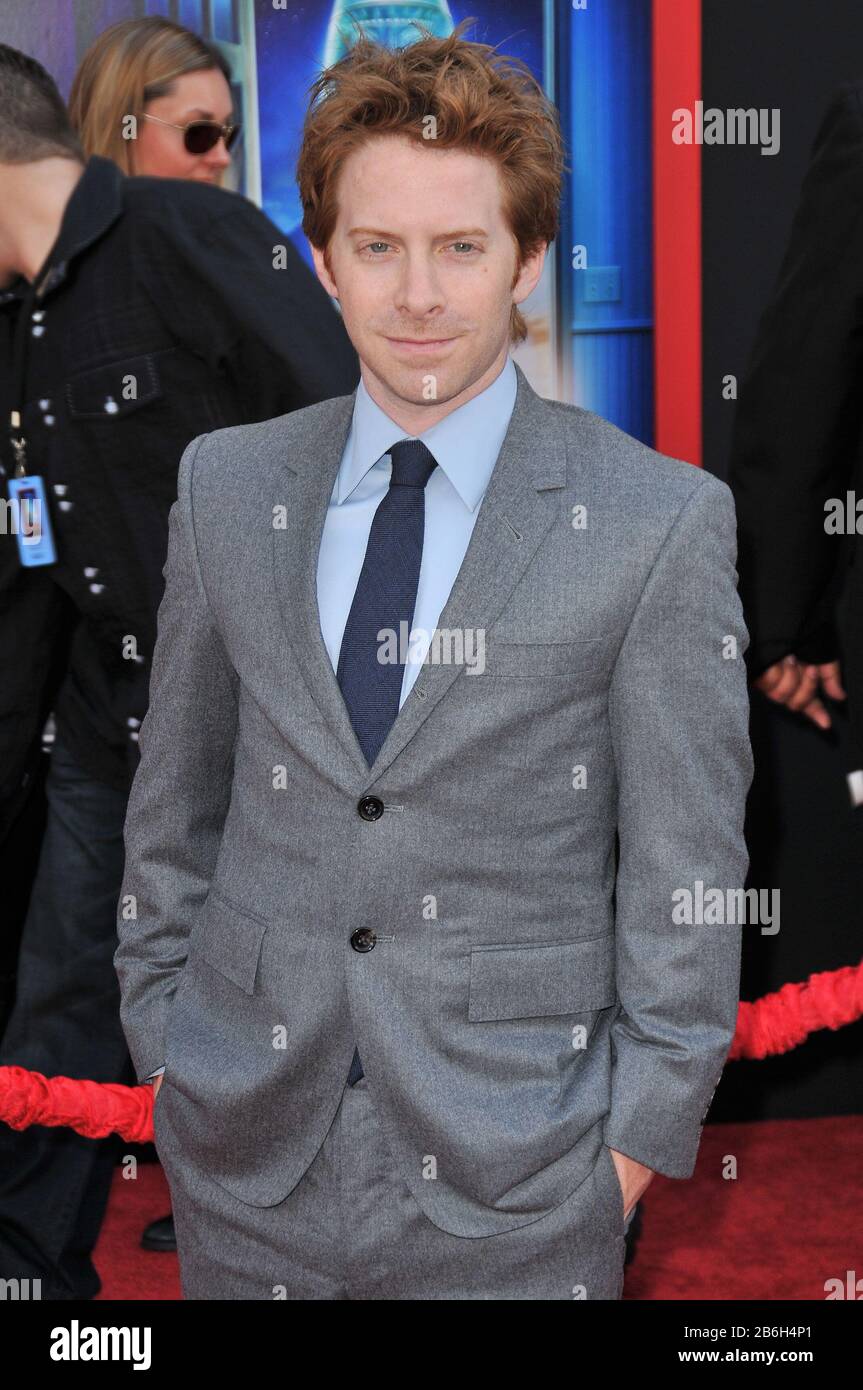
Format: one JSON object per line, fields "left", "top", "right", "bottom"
{"left": 360, "top": 242, "right": 479, "bottom": 255}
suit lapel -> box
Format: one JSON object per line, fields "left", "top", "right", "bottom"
{"left": 271, "top": 361, "right": 567, "bottom": 786}
{"left": 270, "top": 393, "right": 369, "bottom": 781}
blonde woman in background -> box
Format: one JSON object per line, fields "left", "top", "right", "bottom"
{"left": 68, "top": 15, "right": 238, "bottom": 184}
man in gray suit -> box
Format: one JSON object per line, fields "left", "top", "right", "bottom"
{"left": 115, "top": 24, "right": 753, "bottom": 1300}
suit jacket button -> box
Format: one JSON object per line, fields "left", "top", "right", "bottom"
{"left": 350, "top": 928, "right": 376, "bottom": 952}
{"left": 357, "top": 795, "right": 384, "bottom": 821}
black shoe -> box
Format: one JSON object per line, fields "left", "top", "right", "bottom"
{"left": 141, "top": 1213, "right": 176, "bottom": 1252}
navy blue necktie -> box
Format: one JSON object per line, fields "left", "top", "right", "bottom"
{"left": 337, "top": 438, "right": 438, "bottom": 1086}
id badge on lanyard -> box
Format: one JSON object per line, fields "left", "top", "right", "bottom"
{"left": 5, "top": 280, "right": 57, "bottom": 567}
{"left": 7, "top": 469, "right": 57, "bottom": 566}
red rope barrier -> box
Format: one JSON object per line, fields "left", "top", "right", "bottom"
{"left": 0, "top": 961, "right": 860, "bottom": 1139}
{"left": 728, "top": 959, "right": 863, "bottom": 1060}
{"left": 0, "top": 1066, "right": 154, "bottom": 1141}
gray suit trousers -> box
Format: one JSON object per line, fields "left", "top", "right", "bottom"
{"left": 153, "top": 1075, "right": 628, "bottom": 1301}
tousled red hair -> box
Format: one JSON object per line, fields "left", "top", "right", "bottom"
{"left": 296, "top": 18, "right": 566, "bottom": 344}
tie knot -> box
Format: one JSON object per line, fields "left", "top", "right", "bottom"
{"left": 387, "top": 438, "right": 438, "bottom": 489}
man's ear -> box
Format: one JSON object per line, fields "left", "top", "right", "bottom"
{"left": 512, "top": 242, "right": 547, "bottom": 306}
{"left": 311, "top": 243, "right": 339, "bottom": 300}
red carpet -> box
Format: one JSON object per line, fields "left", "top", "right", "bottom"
{"left": 94, "top": 1114, "right": 861, "bottom": 1300}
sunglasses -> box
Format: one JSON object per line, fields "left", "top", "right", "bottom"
{"left": 141, "top": 111, "right": 241, "bottom": 155}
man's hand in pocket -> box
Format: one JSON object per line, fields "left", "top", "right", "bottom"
{"left": 609, "top": 1147, "right": 654, "bottom": 1220}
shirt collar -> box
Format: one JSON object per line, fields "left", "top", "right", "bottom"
{"left": 337, "top": 354, "right": 518, "bottom": 512}
{"left": 9, "top": 157, "right": 126, "bottom": 307}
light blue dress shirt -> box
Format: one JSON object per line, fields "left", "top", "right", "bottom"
{"left": 146, "top": 356, "right": 517, "bottom": 1081}
{"left": 317, "top": 354, "right": 518, "bottom": 706}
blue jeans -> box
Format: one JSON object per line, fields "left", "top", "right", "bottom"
{"left": 0, "top": 729, "right": 134, "bottom": 1299}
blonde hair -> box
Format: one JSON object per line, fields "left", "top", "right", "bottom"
{"left": 68, "top": 16, "right": 231, "bottom": 174}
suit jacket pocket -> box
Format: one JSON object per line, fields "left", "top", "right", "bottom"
{"left": 479, "top": 637, "right": 618, "bottom": 679}
{"left": 195, "top": 886, "right": 270, "bottom": 995}
{"left": 468, "top": 934, "right": 617, "bottom": 1021}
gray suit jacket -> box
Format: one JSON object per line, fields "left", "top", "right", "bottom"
{"left": 114, "top": 361, "right": 753, "bottom": 1237}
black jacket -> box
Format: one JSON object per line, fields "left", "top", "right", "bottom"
{"left": 728, "top": 81, "right": 863, "bottom": 765}
{"left": 0, "top": 156, "right": 359, "bottom": 834}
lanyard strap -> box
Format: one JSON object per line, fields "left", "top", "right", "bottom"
{"left": 7, "top": 280, "right": 39, "bottom": 477}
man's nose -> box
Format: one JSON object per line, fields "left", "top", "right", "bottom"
{"left": 395, "top": 256, "right": 445, "bottom": 316}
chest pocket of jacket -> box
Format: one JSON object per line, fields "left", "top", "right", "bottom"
{"left": 65, "top": 352, "right": 164, "bottom": 420}
{"left": 479, "top": 638, "right": 616, "bottom": 679}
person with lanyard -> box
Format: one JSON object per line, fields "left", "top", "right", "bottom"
{"left": 60, "top": 5, "right": 262, "bottom": 1266}
{"left": 0, "top": 41, "right": 359, "bottom": 1301}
